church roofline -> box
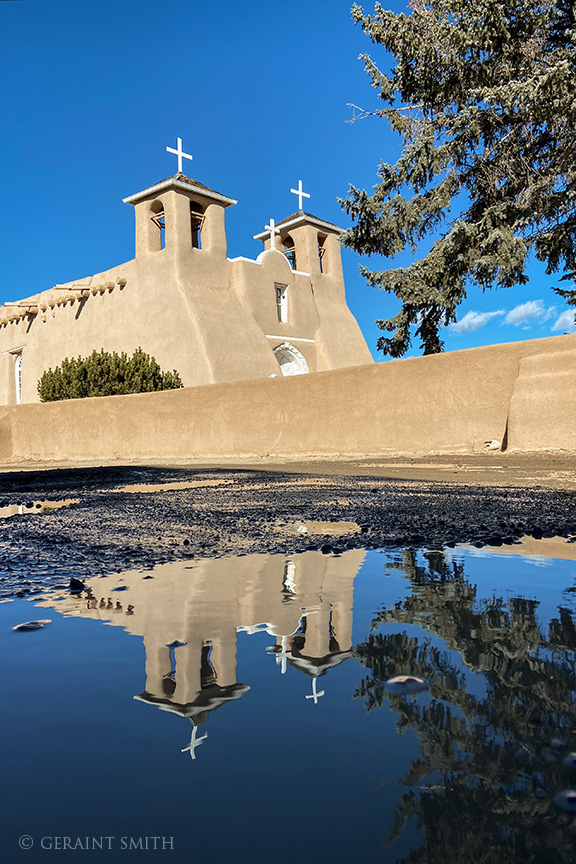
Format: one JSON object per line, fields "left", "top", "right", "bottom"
{"left": 288, "top": 650, "right": 353, "bottom": 677}
{"left": 253, "top": 211, "right": 342, "bottom": 240}
{"left": 122, "top": 174, "right": 237, "bottom": 207}
{"left": 134, "top": 682, "right": 249, "bottom": 718}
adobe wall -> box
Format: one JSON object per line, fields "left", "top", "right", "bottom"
{"left": 506, "top": 347, "right": 576, "bottom": 452}
{"left": 0, "top": 333, "right": 574, "bottom": 464}
{"left": 0, "top": 245, "right": 280, "bottom": 406}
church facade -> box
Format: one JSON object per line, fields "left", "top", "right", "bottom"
{"left": 0, "top": 160, "right": 372, "bottom": 406}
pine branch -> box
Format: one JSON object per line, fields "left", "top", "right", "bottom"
{"left": 342, "top": 0, "right": 576, "bottom": 355}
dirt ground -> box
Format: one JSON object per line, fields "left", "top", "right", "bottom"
{"left": 0, "top": 451, "right": 575, "bottom": 601}
{"left": 2, "top": 450, "right": 576, "bottom": 488}
{"left": 207, "top": 451, "right": 576, "bottom": 489}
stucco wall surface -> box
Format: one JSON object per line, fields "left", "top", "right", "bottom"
{"left": 506, "top": 347, "right": 576, "bottom": 452}
{"left": 2, "top": 333, "right": 575, "bottom": 464}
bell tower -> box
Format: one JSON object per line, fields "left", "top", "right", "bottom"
{"left": 252, "top": 179, "right": 372, "bottom": 373}
{"left": 122, "top": 138, "right": 237, "bottom": 259}
{"left": 123, "top": 175, "right": 237, "bottom": 259}
{"left": 253, "top": 178, "right": 344, "bottom": 278}
{"left": 254, "top": 212, "right": 344, "bottom": 280}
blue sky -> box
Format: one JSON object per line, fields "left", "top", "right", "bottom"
{"left": 1, "top": 0, "right": 573, "bottom": 361}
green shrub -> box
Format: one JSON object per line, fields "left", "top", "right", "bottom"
{"left": 38, "top": 348, "right": 183, "bottom": 402}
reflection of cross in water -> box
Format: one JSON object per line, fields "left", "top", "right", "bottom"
{"left": 276, "top": 634, "right": 290, "bottom": 675}
{"left": 181, "top": 725, "right": 208, "bottom": 760}
{"left": 305, "top": 678, "right": 325, "bottom": 705}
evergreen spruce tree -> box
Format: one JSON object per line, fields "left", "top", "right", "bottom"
{"left": 341, "top": 0, "right": 576, "bottom": 356}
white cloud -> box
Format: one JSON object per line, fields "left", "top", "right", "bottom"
{"left": 551, "top": 309, "right": 576, "bottom": 333}
{"left": 450, "top": 309, "right": 506, "bottom": 334}
{"left": 503, "top": 300, "right": 555, "bottom": 326}
{"left": 448, "top": 299, "right": 565, "bottom": 337}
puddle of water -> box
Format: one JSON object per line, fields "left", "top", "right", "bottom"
{"left": 3, "top": 545, "right": 576, "bottom": 862}
{"left": 0, "top": 498, "right": 78, "bottom": 518}
{"left": 294, "top": 520, "right": 361, "bottom": 535}
{"left": 114, "top": 479, "right": 232, "bottom": 494}
{"left": 460, "top": 535, "right": 576, "bottom": 562}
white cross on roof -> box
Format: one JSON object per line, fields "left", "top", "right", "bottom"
{"left": 264, "top": 219, "right": 280, "bottom": 250}
{"left": 166, "top": 137, "right": 193, "bottom": 174}
{"left": 290, "top": 179, "right": 310, "bottom": 211}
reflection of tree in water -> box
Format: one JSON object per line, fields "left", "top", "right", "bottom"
{"left": 355, "top": 551, "right": 576, "bottom": 863}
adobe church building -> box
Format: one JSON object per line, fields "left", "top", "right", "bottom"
{"left": 0, "top": 140, "right": 372, "bottom": 406}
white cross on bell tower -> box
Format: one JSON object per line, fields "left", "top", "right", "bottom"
{"left": 263, "top": 218, "right": 280, "bottom": 250}
{"left": 290, "top": 180, "right": 310, "bottom": 211}
{"left": 166, "top": 137, "right": 193, "bottom": 174}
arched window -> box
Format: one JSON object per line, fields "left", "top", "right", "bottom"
{"left": 273, "top": 342, "right": 309, "bottom": 376}
{"left": 150, "top": 200, "right": 165, "bottom": 250}
{"left": 282, "top": 234, "right": 296, "bottom": 269}
{"left": 318, "top": 233, "right": 327, "bottom": 273}
{"left": 190, "top": 201, "right": 205, "bottom": 249}
{"left": 14, "top": 353, "right": 22, "bottom": 405}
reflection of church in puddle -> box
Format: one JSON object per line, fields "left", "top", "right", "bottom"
{"left": 36, "top": 551, "right": 365, "bottom": 760}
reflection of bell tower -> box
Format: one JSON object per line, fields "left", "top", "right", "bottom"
{"left": 135, "top": 632, "right": 249, "bottom": 752}
{"left": 266, "top": 552, "right": 357, "bottom": 700}
{"left": 135, "top": 638, "right": 249, "bottom": 762}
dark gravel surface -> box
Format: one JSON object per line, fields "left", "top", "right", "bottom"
{"left": 1, "top": 465, "right": 576, "bottom": 599}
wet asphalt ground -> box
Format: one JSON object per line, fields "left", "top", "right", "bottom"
{"left": 1, "top": 464, "right": 576, "bottom": 600}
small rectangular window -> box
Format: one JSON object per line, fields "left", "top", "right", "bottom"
{"left": 318, "top": 234, "right": 327, "bottom": 273}
{"left": 275, "top": 284, "right": 288, "bottom": 323}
